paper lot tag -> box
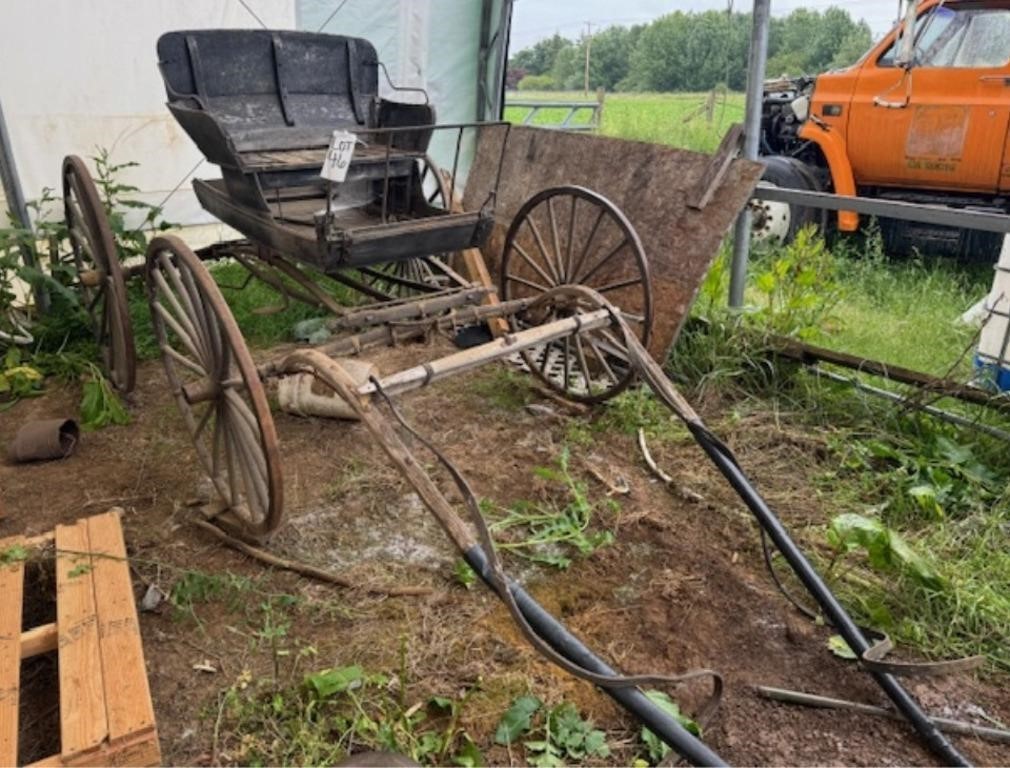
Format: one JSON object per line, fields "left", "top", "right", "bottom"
{"left": 320, "top": 130, "right": 357, "bottom": 183}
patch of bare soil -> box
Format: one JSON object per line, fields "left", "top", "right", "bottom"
{"left": 1, "top": 338, "right": 1007, "bottom": 766}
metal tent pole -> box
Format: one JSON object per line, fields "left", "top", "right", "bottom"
{"left": 0, "top": 97, "right": 49, "bottom": 313}
{"left": 0, "top": 98, "right": 49, "bottom": 313}
{"left": 728, "top": 0, "right": 771, "bottom": 308}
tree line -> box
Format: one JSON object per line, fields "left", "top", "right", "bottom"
{"left": 508, "top": 7, "right": 875, "bottom": 92}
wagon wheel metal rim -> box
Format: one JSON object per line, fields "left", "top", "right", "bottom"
{"left": 500, "top": 185, "right": 653, "bottom": 404}
{"left": 360, "top": 156, "right": 465, "bottom": 297}
{"left": 62, "top": 155, "right": 136, "bottom": 392}
{"left": 146, "top": 235, "right": 283, "bottom": 541}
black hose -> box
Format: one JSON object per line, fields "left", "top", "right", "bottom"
{"left": 463, "top": 545, "right": 728, "bottom": 768}
{"left": 686, "top": 422, "right": 971, "bottom": 768}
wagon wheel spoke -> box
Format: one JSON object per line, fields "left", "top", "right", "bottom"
{"left": 577, "top": 238, "right": 630, "bottom": 286}
{"left": 584, "top": 335, "right": 619, "bottom": 384}
{"left": 504, "top": 272, "right": 551, "bottom": 294}
{"left": 151, "top": 300, "right": 206, "bottom": 366}
{"left": 160, "top": 342, "right": 207, "bottom": 378}
{"left": 596, "top": 276, "right": 644, "bottom": 295}
{"left": 563, "top": 195, "right": 578, "bottom": 282}
{"left": 160, "top": 253, "right": 210, "bottom": 344}
{"left": 152, "top": 265, "right": 210, "bottom": 364}
{"left": 573, "top": 334, "right": 595, "bottom": 392}
{"left": 509, "top": 243, "right": 557, "bottom": 289}
{"left": 499, "top": 186, "right": 653, "bottom": 404}
{"left": 547, "top": 197, "right": 563, "bottom": 280}
{"left": 562, "top": 335, "right": 572, "bottom": 392}
{"left": 595, "top": 328, "right": 634, "bottom": 366}
{"left": 193, "top": 399, "right": 215, "bottom": 442}
{"left": 525, "top": 216, "right": 562, "bottom": 285}
{"left": 568, "top": 207, "right": 606, "bottom": 285}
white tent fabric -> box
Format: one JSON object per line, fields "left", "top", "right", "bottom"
{"left": 1, "top": 0, "right": 509, "bottom": 227}
{"left": 0, "top": 1, "right": 296, "bottom": 226}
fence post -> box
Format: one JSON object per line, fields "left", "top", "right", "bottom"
{"left": 729, "top": 0, "right": 772, "bottom": 308}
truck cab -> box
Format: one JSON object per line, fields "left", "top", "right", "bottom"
{"left": 758, "top": 0, "right": 1010, "bottom": 259}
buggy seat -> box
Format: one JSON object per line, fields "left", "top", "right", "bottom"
{"left": 157, "top": 29, "right": 435, "bottom": 211}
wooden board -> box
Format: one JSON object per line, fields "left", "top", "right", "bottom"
{"left": 0, "top": 536, "right": 25, "bottom": 767}
{"left": 460, "top": 247, "right": 509, "bottom": 337}
{"left": 55, "top": 522, "right": 108, "bottom": 759}
{"left": 85, "top": 513, "right": 155, "bottom": 744}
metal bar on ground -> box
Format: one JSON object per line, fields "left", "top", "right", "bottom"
{"left": 728, "top": 0, "right": 772, "bottom": 308}
{"left": 808, "top": 366, "right": 1010, "bottom": 443}
{"left": 771, "top": 336, "right": 1010, "bottom": 414}
{"left": 753, "top": 184, "right": 1010, "bottom": 234}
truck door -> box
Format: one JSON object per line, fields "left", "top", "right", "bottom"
{"left": 847, "top": 4, "right": 1010, "bottom": 194}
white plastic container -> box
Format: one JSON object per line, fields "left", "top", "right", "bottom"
{"left": 975, "top": 236, "right": 1010, "bottom": 390}
{"left": 276, "top": 358, "right": 377, "bottom": 420}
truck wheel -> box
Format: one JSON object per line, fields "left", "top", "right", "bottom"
{"left": 751, "top": 156, "right": 823, "bottom": 243}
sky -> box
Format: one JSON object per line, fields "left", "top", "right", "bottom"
{"left": 509, "top": 0, "right": 903, "bottom": 51}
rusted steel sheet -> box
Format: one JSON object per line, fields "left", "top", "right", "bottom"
{"left": 466, "top": 125, "right": 763, "bottom": 358}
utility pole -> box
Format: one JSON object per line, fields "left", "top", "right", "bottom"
{"left": 583, "top": 21, "right": 593, "bottom": 96}
{"left": 728, "top": 0, "right": 771, "bottom": 308}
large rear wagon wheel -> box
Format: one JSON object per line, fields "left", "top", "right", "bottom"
{"left": 62, "top": 155, "right": 136, "bottom": 392}
{"left": 146, "top": 235, "right": 283, "bottom": 541}
{"left": 500, "top": 186, "right": 653, "bottom": 404}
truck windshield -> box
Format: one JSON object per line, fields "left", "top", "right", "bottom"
{"left": 878, "top": 6, "right": 1010, "bottom": 69}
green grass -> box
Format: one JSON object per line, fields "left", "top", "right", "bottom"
{"left": 505, "top": 90, "right": 745, "bottom": 153}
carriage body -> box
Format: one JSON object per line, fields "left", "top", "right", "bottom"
{"left": 156, "top": 29, "right": 497, "bottom": 273}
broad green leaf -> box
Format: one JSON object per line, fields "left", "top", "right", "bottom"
{"left": 494, "top": 695, "right": 541, "bottom": 745}
{"left": 640, "top": 690, "right": 700, "bottom": 763}
{"left": 305, "top": 665, "right": 363, "bottom": 699}
{"left": 453, "top": 735, "right": 484, "bottom": 767}
{"left": 827, "top": 634, "right": 857, "bottom": 660}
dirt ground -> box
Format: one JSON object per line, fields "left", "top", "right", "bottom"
{"left": 2, "top": 337, "right": 1008, "bottom": 767}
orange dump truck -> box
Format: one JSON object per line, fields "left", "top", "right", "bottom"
{"left": 757, "top": 0, "right": 1010, "bottom": 259}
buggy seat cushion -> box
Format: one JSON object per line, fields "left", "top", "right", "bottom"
{"left": 157, "top": 29, "right": 380, "bottom": 160}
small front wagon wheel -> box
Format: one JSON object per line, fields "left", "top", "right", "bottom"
{"left": 500, "top": 186, "right": 653, "bottom": 404}
{"left": 62, "top": 155, "right": 136, "bottom": 392}
{"left": 146, "top": 235, "right": 284, "bottom": 541}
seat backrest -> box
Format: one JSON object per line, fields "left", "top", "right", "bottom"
{"left": 157, "top": 29, "right": 379, "bottom": 154}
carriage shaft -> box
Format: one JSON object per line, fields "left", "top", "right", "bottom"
{"left": 357, "top": 308, "right": 613, "bottom": 398}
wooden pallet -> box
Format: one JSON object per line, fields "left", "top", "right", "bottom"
{"left": 0, "top": 511, "right": 160, "bottom": 767}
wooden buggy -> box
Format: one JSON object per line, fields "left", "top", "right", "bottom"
{"left": 60, "top": 28, "right": 656, "bottom": 543}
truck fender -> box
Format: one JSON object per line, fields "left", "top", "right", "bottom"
{"left": 798, "top": 121, "right": 859, "bottom": 232}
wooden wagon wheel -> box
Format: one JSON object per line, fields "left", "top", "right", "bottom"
{"left": 146, "top": 235, "right": 283, "bottom": 541}
{"left": 500, "top": 185, "right": 654, "bottom": 404}
{"left": 62, "top": 155, "right": 136, "bottom": 392}
{"left": 358, "top": 155, "right": 468, "bottom": 298}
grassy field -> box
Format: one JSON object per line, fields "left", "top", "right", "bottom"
{"left": 505, "top": 90, "right": 745, "bottom": 153}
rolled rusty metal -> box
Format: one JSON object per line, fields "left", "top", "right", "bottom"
{"left": 7, "top": 418, "right": 79, "bottom": 463}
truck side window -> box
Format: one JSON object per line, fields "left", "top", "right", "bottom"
{"left": 918, "top": 9, "right": 1010, "bottom": 68}
{"left": 876, "top": 7, "right": 1010, "bottom": 69}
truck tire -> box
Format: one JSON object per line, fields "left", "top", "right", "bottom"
{"left": 751, "top": 156, "right": 823, "bottom": 243}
